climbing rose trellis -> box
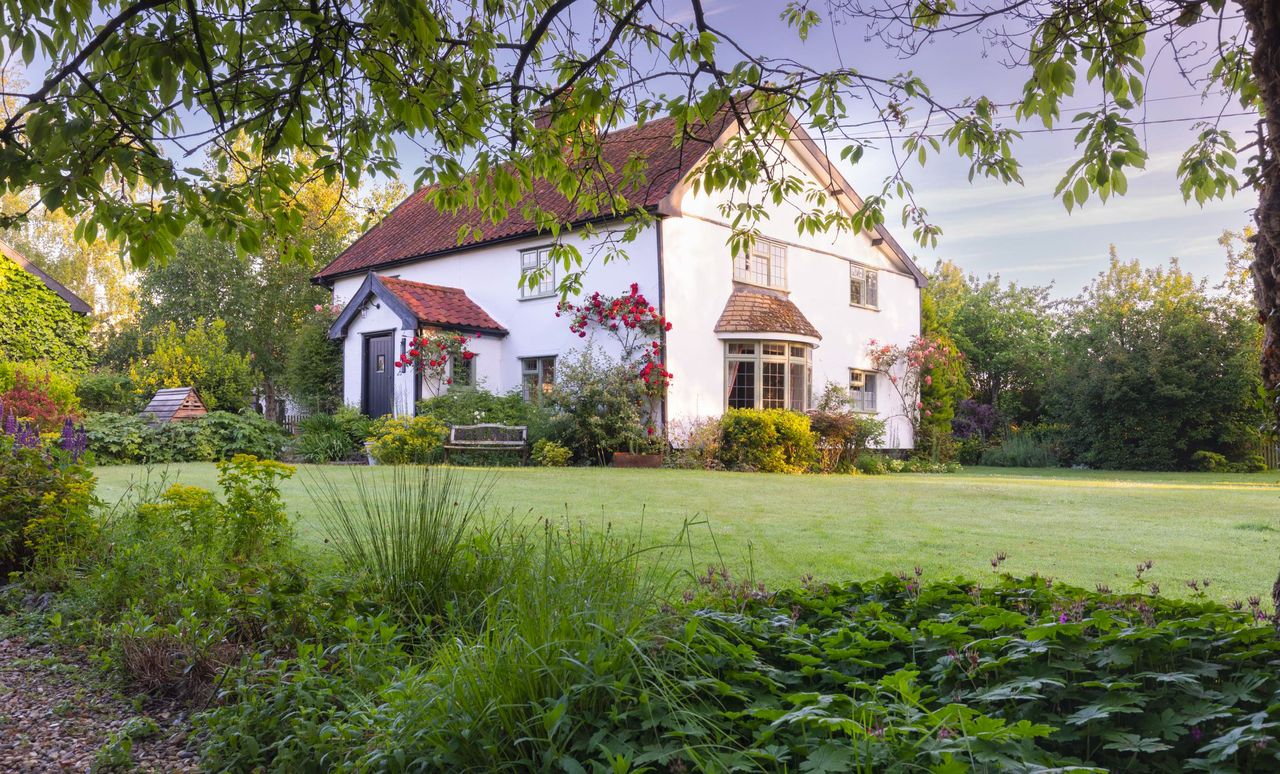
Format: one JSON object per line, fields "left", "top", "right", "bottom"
{"left": 557, "top": 283, "right": 673, "bottom": 398}
{"left": 867, "top": 335, "right": 960, "bottom": 431}
{"left": 394, "top": 330, "right": 477, "bottom": 395}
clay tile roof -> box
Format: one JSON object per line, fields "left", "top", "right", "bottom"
{"left": 714, "top": 285, "right": 822, "bottom": 340}
{"left": 313, "top": 109, "right": 738, "bottom": 282}
{"left": 379, "top": 276, "right": 508, "bottom": 334}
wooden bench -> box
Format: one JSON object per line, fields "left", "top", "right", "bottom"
{"left": 443, "top": 423, "right": 528, "bottom": 464}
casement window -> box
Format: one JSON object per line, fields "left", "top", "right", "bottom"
{"left": 733, "top": 238, "right": 788, "bottom": 290}
{"left": 849, "top": 369, "right": 877, "bottom": 412}
{"left": 725, "top": 341, "right": 811, "bottom": 411}
{"left": 849, "top": 263, "right": 879, "bottom": 308}
{"left": 450, "top": 354, "right": 477, "bottom": 390}
{"left": 521, "top": 356, "right": 556, "bottom": 400}
{"left": 520, "top": 246, "right": 556, "bottom": 298}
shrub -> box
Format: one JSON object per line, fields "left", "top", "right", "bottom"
{"left": 854, "top": 450, "right": 889, "bottom": 475}
{"left": 717, "top": 408, "right": 818, "bottom": 473}
{"left": 82, "top": 411, "right": 287, "bottom": 464}
{"left": 0, "top": 422, "right": 95, "bottom": 576}
{"left": 367, "top": 414, "right": 447, "bottom": 465}
{"left": 417, "top": 388, "right": 534, "bottom": 427}
{"left": 531, "top": 438, "right": 572, "bottom": 467}
{"left": 293, "top": 413, "right": 357, "bottom": 463}
{"left": 1192, "top": 449, "right": 1230, "bottom": 472}
{"left": 980, "top": 432, "right": 1059, "bottom": 467}
{"left": 666, "top": 416, "right": 723, "bottom": 470}
{"left": 76, "top": 371, "right": 139, "bottom": 413}
{"left": 282, "top": 307, "right": 343, "bottom": 414}
{"left": 0, "top": 362, "right": 81, "bottom": 431}
{"left": 130, "top": 318, "right": 259, "bottom": 412}
{"left": 1231, "top": 453, "right": 1268, "bottom": 473}
{"left": 543, "top": 347, "right": 648, "bottom": 465}
{"left": 809, "top": 406, "right": 885, "bottom": 473}
{"left": 197, "top": 411, "right": 287, "bottom": 460}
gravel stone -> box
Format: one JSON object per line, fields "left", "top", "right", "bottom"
{"left": 0, "top": 634, "right": 197, "bottom": 772}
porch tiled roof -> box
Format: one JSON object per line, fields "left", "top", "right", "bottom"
{"left": 379, "top": 276, "right": 508, "bottom": 335}
{"left": 714, "top": 285, "right": 821, "bottom": 339}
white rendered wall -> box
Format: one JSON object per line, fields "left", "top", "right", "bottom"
{"left": 661, "top": 139, "right": 922, "bottom": 448}
{"left": 330, "top": 226, "right": 662, "bottom": 414}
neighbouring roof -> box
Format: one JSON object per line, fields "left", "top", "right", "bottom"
{"left": 0, "top": 239, "right": 92, "bottom": 315}
{"left": 328, "top": 274, "right": 509, "bottom": 339}
{"left": 314, "top": 111, "right": 736, "bottom": 282}
{"left": 714, "top": 285, "right": 822, "bottom": 340}
{"left": 141, "top": 387, "right": 207, "bottom": 424}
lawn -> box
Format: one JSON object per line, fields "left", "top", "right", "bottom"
{"left": 92, "top": 463, "right": 1280, "bottom": 603}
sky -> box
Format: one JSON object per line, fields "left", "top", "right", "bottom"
{"left": 689, "top": 0, "right": 1259, "bottom": 296}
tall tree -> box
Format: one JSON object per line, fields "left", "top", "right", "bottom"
{"left": 927, "top": 261, "right": 1056, "bottom": 424}
{"left": 1049, "top": 253, "right": 1265, "bottom": 470}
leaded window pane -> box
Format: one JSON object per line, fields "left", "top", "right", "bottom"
{"left": 788, "top": 362, "right": 807, "bottom": 411}
{"left": 761, "top": 362, "right": 786, "bottom": 408}
{"left": 727, "top": 360, "right": 755, "bottom": 408}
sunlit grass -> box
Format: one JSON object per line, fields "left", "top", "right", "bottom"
{"left": 92, "top": 463, "right": 1280, "bottom": 603}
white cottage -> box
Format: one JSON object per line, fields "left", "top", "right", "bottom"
{"left": 313, "top": 108, "right": 925, "bottom": 448}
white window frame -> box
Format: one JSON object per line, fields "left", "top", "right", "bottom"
{"left": 849, "top": 369, "right": 877, "bottom": 413}
{"left": 733, "top": 238, "right": 788, "bottom": 290}
{"left": 520, "top": 246, "right": 556, "bottom": 299}
{"left": 849, "top": 262, "right": 879, "bottom": 309}
{"left": 520, "top": 355, "right": 556, "bottom": 400}
{"left": 724, "top": 340, "right": 811, "bottom": 411}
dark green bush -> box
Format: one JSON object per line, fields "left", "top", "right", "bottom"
{"left": 292, "top": 407, "right": 370, "bottom": 463}
{"left": 75, "top": 371, "right": 139, "bottom": 413}
{"left": 717, "top": 408, "right": 818, "bottom": 473}
{"left": 1192, "top": 449, "right": 1230, "bottom": 472}
{"left": 417, "top": 388, "right": 536, "bottom": 427}
{"left": 980, "top": 432, "right": 1059, "bottom": 467}
{"left": 83, "top": 411, "right": 287, "bottom": 464}
{"left": 854, "top": 450, "right": 889, "bottom": 474}
{"left": 543, "top": 348, "right": 648, "bottom": 465}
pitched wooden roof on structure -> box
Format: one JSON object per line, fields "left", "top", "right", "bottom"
{"left": 141, "top": 387, "right": 207, "bottom": 423}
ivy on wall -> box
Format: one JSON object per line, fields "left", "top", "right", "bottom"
{"left": 0, "top": 257, "right": 91, "bottom": 372}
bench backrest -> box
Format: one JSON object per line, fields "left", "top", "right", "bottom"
{"left": 449, "top": 423, "right": 527, "bottom": 445}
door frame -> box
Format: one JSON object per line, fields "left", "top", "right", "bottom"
{"left": 361, "top": 329, "right": 397, "bottom": 417}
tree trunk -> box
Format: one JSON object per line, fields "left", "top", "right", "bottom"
{"left": 1237, "top": 0, "right": 1280, "bottom": 613}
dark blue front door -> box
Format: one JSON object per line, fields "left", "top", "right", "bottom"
{"left": 363, "top": 333, "right": 394, "bottom": 417}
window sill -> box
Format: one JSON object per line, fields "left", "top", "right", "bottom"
{"left": 518, "top": 292, "right": 557, "bottom": 302}
{"left": 849, "top": 303, "right": 880, "bottom": 311}
{"left": 732, "top": 279, "right": 788, "bottom": 293}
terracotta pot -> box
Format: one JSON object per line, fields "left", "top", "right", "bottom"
{"left": 611, "top": 451, "right": 663, "bottom": 468}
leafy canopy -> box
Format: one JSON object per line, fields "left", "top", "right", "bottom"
{"left": 0, "top": 0, "right": 1258, "bottom": 281}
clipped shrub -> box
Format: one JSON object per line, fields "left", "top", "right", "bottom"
{"left": 717, "top": 408, "right": 818, "bottom": 473}
{"left": 980, "top": 432, "right": 1059, "bottom": 467}
{"left": 1231, "top": 454, "right": 1268, "bottom": 473}
{"left": 854, "top": 451, "right": 889, "bottom": 475}
{"left": 531, "top": 438, "right": 572, "bottom": 467}
{"left": 76, "top": 371, "right": 139, "bottom": 413}
{"left": 1192, "top": 449, "right": 1230, "bottom": 472}
{"left": 367, "top": 414, "right": 447, "bottom": 465}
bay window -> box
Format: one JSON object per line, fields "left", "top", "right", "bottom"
{"left": 725, "top": 340, "right": 811, "bottom": 411}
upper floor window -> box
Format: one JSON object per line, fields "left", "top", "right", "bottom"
{"left": 849, "top": 369, "right": 877, "bottom": 412}
{"left": 521, "top": 356, "right": 556, "bottom": 400}
{"left": 520, "top": 246, "right": 556, "bottom": 299}
{"left": 849, "top": 263, "right": 879, "bottom": 308}
{"left": 725, "top": 340, "right": 810, "bottom": 411}
{"left": 733, "top": 238, "right": 787, "bottom": 290}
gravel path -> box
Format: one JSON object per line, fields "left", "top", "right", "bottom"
{"left": 0, "top": 633, "right": 198, "bottom": 772}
